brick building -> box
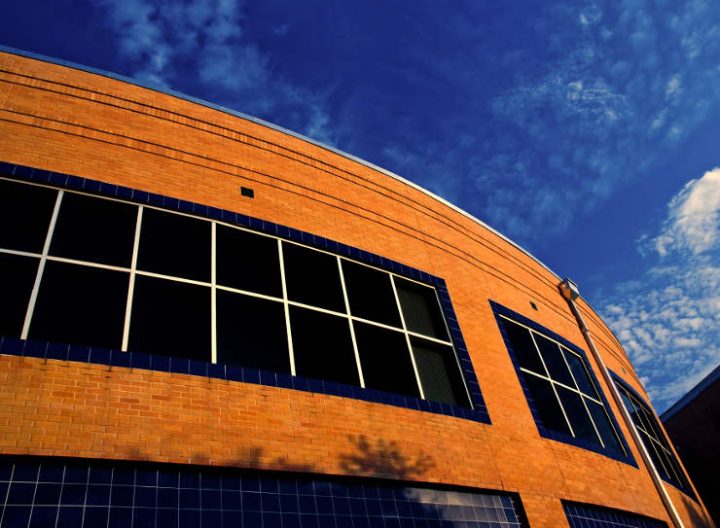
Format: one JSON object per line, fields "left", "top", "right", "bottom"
{"left": 0, "top": 47, "right": 714, "bottom": 527}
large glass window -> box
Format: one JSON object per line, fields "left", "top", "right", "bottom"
{"left": 496, "top": 313, "right": 628, "bottom": 459}
{"left": 616, "top": 380, "right": 692, "bottom": 492}
{"left": 0, "top": 177, "right": 472, "bottom": 408}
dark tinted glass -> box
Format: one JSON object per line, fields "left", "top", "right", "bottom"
{"left": 395, "top": 278, "right": 448, "bottom": 339}
{"left": 129, "top": 276, "right": 210, "bottom": 361}
{"left": 586, "top": 400, "right": 624, "bottom": 455}
{"left": 283, "top": 243, "right": 345, "bottom": 312}
{"left": 523, "top": 374, "right": 572, "bottom": 436}
{"left": 354, "top": 322, "right": 419, "bottom": 398}
{"left": 0, "top": 253, "right": 39, "bottom": 337}
{"left": 30, "top": 262, "right": 128, "bottom": 349}
{"left": 563, "top": 350, "right": 597, "bottom": 397}
{"left": 0, "top": 179, "right": 57, "bottom": 253}
{"left": 216, "top": 226, "right": 281, "bottom": 297}
{"left": 50, "top": 193, "right": 137, "bottom": 266}
{"left": 501, "top": 320, "right": 545, "bottom": 374}
{"left": 643, "top": 433, "right": 672, "bottom": 481}
{"left": 533, "top": 334, "right": 574, "bottom": 387}
{"left": 341, "top": 261, "right": 401, "bottom": 327}
{"left": 555, "top": 386, "right": 601, "bottom": 448}
{"left": 411, "top": 337, "right": 468, "bottom": 406}
{"left": 290, "top": 307, "right": 359, "bottom": 386}
{"left": 217, "top": 291, "right": 289, "bottom": 373}
{"left": 137, "top": 209, "right": 210, "bottom": 281}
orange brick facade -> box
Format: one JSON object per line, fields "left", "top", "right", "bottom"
{"left": 0, "top": 50, "right": 711, "bottom": 527}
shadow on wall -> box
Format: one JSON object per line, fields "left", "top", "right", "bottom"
{"left": 339, "top": 434, "right": 435, "bottom": 479}
{"left": 679, "top": 494, "right": 716, "bottom": 528}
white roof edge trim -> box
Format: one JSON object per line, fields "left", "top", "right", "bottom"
{"left": 0, "top": 45, "right": 561, "bottom": 282}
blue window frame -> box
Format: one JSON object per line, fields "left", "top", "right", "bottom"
{"left": 0, "top": 161, "right": 489, "bottom": 423}
{"left": 563, "top": 500, "right": 668, "bottom": 528}
{"left": 491, "top": 301, "right": 635, "bottom": 465}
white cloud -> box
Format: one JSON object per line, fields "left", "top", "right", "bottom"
{"left": 92, "top": 0, "right": 336, "bottom": 144}
{"left": 600, "top": 169, "right": 720, "bottom": 412}
{"left": 653, "top": 168, "right": 720, "bottom": 256}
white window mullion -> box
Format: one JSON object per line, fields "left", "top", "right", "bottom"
{"left": 390, "top": 275, "right": 425, "bottom": 400}
{"left": 21, "top": 189, "right": 63, "bottom": 340}
{"left": 278, "top": 240, "right": 296, "bottom": 376}
{"left": 121, "top": 206, "right": 143, "bottom": 352}
{"left": 337, "top": 257, "right": 365, "bottom": 388}
{"left": 560, "top": 347, "right": 606, "bottom": 448}
{"left": 529, "top": 332, "right": 575, "bottom": 437}
{"left": 211, "top": 222, "right": 217, "bottom": 364}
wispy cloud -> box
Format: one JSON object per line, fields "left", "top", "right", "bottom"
{"left": 600, "top": 169, "right": 720, "bottom": 411}
{"left": 91, "top": 0, "right": 336, "bottom": 144}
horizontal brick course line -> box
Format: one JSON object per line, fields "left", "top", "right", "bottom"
{"left": 0, "top": 110, "right": 578, "bottom": 330}
{"left": 0, "top": 68, "right": 561, "bottom": 295}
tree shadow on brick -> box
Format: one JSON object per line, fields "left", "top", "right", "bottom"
{"left": 338, "top": 434, "right": 434, "bottom": 479}
{"left": 230, "top": 446, "right": 316, "bottom": 473}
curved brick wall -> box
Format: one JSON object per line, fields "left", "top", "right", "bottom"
{"left": 0, "top": 49, "right": 710, "bottom": 527}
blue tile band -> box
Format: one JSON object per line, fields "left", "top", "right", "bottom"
{"left": 563, "top": 500, "right": 668, "bottom": 528}
{"left": 0, "top": 456, "right": 528, "bottom": 528}
{"left": 0, "top": 161, "right": 489, "bottom": 424}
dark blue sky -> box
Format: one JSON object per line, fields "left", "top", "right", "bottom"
{"left": 2, "top": 0, "right": 719, "bottom": 411}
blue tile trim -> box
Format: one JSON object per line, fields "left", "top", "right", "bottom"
{"left": 610, "top": 372, "right": 698, "bottom": 500}
{"left": 490, "top": 301, "right": 636, "bottom": 466}
{"left": 0, "top": 162, "right": 489, "bottom": 424}
{"left": 0, "top": 454, "right": 530, "bottom": 528}
{"left": 562, "top": 500, "right": 668, "bottom": 528}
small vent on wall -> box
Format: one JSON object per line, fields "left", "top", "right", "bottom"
{"left": 241, "top": 187, "right": 255, "bottom": 198}
{"left": 529, "top": 301, "right": 538, "bottom": 311}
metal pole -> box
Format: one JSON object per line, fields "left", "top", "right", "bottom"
{"left": 559, "top": 279, "right": 686, "bottom": 528}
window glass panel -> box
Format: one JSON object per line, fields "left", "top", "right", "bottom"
{"left": 563, "top": 350, "right": 598, "bottom": 398}
{"left": 500, "top": 319, "right": 545, "bottom": 375}
{"left": 555, "top": 385, "right": 601, "bottom": 447}
{"left": 354, "top": 322, "right": 419, "bottom": 398}
{"left": 411, "top": 337, "right": 468, "bottom": 406}
{"left": 395, "top": 278, "right": 448, "bottom": 339}
{"left": 137, "top": 209, "right": 210, "bottom": 281}
{"left": 129, "top": 276, "right": 210, "bottom": 361}
{"left": 50, "top": 193, "right": 137, "bottom": 266}
{"left": 216, "top": 226, "right": 281, "bottom": 297}
{"left": 29, "top": 262, "right": 128, "bottom": 350}
{"left": 0, "top": 253, "right": 39, "bottom": 337}
{"left": 289, "top": 307, "right": 359, "bottom": 386}
{"left": 523, "top": 374, "right": 572, "bottom": 436}
{"left": 283, "top": 243, "right": 345, "bottom": 312}
{"left": 341, "top": 260, "right": 401, "bottom": 327}
{"left": 533, "top": 334, "right": 574, "bottom": 387}
{"left": 644, "top": 433, "right": 673, "bottom": 481}
{"left": 586, "top": 399, "right": 624, "bottom": 455}
{"left": 216, "top": 291, "right": 289, "bottom": 373}
{"left": 0, "top": 179, "right": 57, "bottom": 253}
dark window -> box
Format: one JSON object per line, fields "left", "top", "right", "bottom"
{"left": 216, "top": 226, "right": 281, "bottom": 297}
{"left": 395, "top": 278, "right": 448, "bottom": 339}
{"left": 283, "top": 243, "right": 345, "bottom": 312}
{"left": 341, "top": 260, "right": 401, "bottom": 327}
{"left": 496, "top": 313, "right": 628, "bottom": 459}
{"left": 411, "top": 337, "right": 469, "bottom": 406}
{"left": 555, "top": 386, "right": 601, "bottom": 448}
{"left": 533, "top": 335, "right": 574, "bottom": 387}
{"left": 137, "top": 208, "right": 210, "bottom": 281}
{"left": 0, "top": 179, "right": 57, "bottom": 253}
{"left": 216, "top": 291, "right": 289, "bottom": 373}
{"left": 290, "top": 307, "right": 359, "bottom": 386}
{"left": 523, "top": 374, "right": 573, "bottom": 436}
{"left": 501, "top": 319, "right": 545, "bottom": 374}
{"left": 50, "top": 193, "right": 137, "bottom": 266}
{"left": 0, "top": 253, "right": 39, "bottom": 337}
{"left": 354, "top": 322, "right": 419, "bottom": 398}
{"left": 129, "top": 276, "right": 210, "bottom": 361}
{"left": 615, "top": 382, "right": 691, "bottom": 492}
{"left": 29, "top": 262, "right": 128, "bottom": 350}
